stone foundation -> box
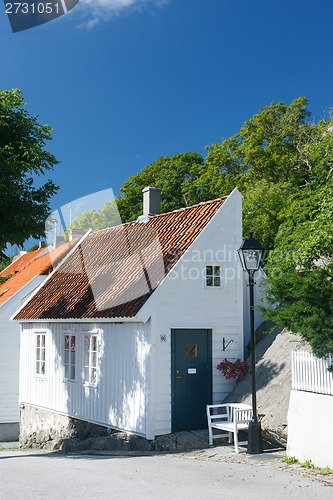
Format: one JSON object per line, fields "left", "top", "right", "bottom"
{"left": 19, "top": 405, "right": 109, "bottom": 451}
{"left": 19, "top": 404, "right": 208, "bottom": 452}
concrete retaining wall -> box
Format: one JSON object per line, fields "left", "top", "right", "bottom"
{"left": 287, "top": 389, "right": 333, "bottom": 469}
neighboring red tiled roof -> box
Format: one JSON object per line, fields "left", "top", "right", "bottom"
{"left": 0, "top": 240, "right": 79, "bottom": 306}
{"left": 14, "top": 198, "right": 226, "bottom": 320}
{"left": 0, "top": 247, "right": 47, "bottom": 277}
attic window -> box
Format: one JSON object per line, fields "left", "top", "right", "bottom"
{"left": 205, "top": 265, "right": 221, "bottom": 287}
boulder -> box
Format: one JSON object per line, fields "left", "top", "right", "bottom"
{"left": 223, "top": 322, "right": 310, "bottom": 447}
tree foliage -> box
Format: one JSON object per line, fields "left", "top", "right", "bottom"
{"left": 0, "top": 89, "right": 59, "bottom": 255}
{"left": 263, "top": 182, "right": 333, "bottom": 356}
{"left": 66, "top": 200, "right": 120, "bottom": 234}
{"left": 116, "top": 152, "right": 207, "bottom": 222}
{"left": 201, "top": 96, "right": 312, "bottom": 197}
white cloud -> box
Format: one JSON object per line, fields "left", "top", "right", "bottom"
{"left": 77, "top": 0, "right": 168, "bottom": 29}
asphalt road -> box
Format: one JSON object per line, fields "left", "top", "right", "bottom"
{"left": 0, "top": 450, "right": 332, "bottom": 500}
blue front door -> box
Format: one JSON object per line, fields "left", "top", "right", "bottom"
{"left": 171, "top": 329, "right": 212, "bottom": 432}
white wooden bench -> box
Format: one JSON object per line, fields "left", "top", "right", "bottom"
{"left": 206, "top": 403, "right": 253, "bottom": 453}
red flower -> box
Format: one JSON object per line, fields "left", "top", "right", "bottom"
{"left": 217, "top": 358, "right": 248, "bottom": 380}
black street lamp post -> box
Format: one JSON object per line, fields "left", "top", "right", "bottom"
{"left": 238, "top": 233, "right": 264, "bottom": 454}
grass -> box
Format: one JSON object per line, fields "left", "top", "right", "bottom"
{"left": 282, "top": 456, "right": 333, "bottom": 475}
{"left": 282, "top": 456, "right": 299, "bottom": 465}
{"left": 319, "top": 466, "right": 333, "bottom": 476}
{"left": 300, "top": 459, "right": 315, "bottom": 469}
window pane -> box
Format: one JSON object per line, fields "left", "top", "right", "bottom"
{"left": 214, "top": 276, "right": 221, "bottom": 287}
{"left": 84, "top": 336, "right": 90, "bottom": 352}
{"left": 71, "top": 337, "right": 76, "bottom": 351}
{"left": 41, "top": 362, "right": 45, "bottom": 375}
{"left": 84, "top": 367, "right": 89, "bottom": 381}
{"left": 37, "top": 335, "right": 40, "bottom": 347}
{"left": 206, "top": 276, "right": 213, "bottom": 287}
{"left": 92, "top": 352, "right": 97, "bottom": 368}
{"left": 70, "top": 366, "right": 75, "bottom": 380}
{"left": 36, "top": 362, "right": 39, "bottom": 373}
{"left": 64, "top": 335, "right": 69, "bottom": 349}
{"left": 70, "top": 351, "right": 75, "bottom": 365}
{"left": 64, "top": 351, "right": 69, "bottom": 364}
{"left": 214, "top": 266, "right": 220, "bottom": 276}
{"left": 206, "top": 266, "right": 213, "bottom": 276}
{"left": 91, "top": 368, "right": 97, "bottom": 384}
{"left": 41, "top": 335, "right": 45, "bottom": 347}
{"left": 186, "top": 344, "right": 198, "bottom": 358}
{"left": 65, "top": 364, "right": 69, "bottom": 378}
{"left": 92, "top": 336, "right": 97, "bottom": 351}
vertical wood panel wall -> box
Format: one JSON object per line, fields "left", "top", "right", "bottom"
{"left": 19, "top": 321, "right": 151, "bottom": 436}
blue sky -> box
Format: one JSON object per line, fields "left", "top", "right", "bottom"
{"left": 1, "top": 0, "right": 333, "bottom": 217}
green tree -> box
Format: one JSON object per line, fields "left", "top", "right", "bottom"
{"left": 116, "top": 152, "right": 207, "bottom": 222}
{"left": 242, "top": 179, "right": 295, "bottom": 251}
{"left": 202, "top": 96, "right": 333, "bottom": 354}
{"left": 0, "top": 88, "right": 59, "bottom": 255}
{"left": 67, "top": 200, "right": 120, "bottom": 234}
{"left": 263, "top": 182, "right": 333, "bottom": 357}
{"left": 203, "top": 97, "right": 313, "bottom": 199}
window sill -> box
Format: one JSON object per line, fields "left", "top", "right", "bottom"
{"left": 83, "top": 382, "right": 98, "bottom": 389}
{"left": 63, "top": 378, "right": 76, "bottom": 384}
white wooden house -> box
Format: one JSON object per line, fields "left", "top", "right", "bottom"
{"left": 0, "top": 242, "right": 78, "bottom": 441}
{"left": 14, "top": 187, "right": 249, "bottom": 442}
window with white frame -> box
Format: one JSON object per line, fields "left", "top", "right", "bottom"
{"left": 36, "top": 332, "right": 46, "bottom": 375}
{"left": 84, "top": 334, "right": 98, "bottom": 384}
{"left": 64, "top": 333, "right": 76, "bottom": 381}
{"left": 205, "top": 265, "right": 221, "bottom": 287}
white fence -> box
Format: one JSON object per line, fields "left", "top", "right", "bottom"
{"left": 292, "top": 350, "right": 333, "bottom": 396}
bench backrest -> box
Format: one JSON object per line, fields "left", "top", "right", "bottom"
{"left": 206, "top": 403, "right": 253, "bottom": 425}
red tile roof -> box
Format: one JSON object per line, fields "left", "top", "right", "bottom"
{"left": 0, "top": 240, "right": 79, "bottom": 306}
{"left": 0, "top": 247, "right": 47, "bottom": 277}
{"left": 14, "top": 198, "right": 226, "bottom": 320}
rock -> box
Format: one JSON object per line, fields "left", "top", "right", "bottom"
{"left": 223, "top": 322, "right": 310, "bottom": 447}
{"left": 151, "top": 431, "right": 207, "bottom": 452}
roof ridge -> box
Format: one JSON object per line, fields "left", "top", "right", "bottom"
{"left": 92, "top": 197, "right": 227, "bottom": 235}
{"left": 148, "top": 197, "right": 227, "bottom": 218}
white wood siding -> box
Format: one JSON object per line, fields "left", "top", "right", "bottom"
{"left": 0, "top": 276, "right": 45, "bottom": 425}
{"left": 20, "top": 321, "right": 151, "bottom": 436}
{"left": 0, "top": 316, "right": 19, "bottom": 422}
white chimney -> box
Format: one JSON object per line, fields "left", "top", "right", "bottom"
{"left": 69, "top": 229, "right": 85, "bottom": 241}
{"left": 142, "top": 186, "right": 161, "bottom": 217}
{"left": 54, "top": 235, "right": 65, "bottom": 248}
